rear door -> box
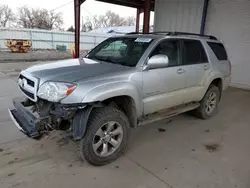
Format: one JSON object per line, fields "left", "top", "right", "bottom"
{"left": 181, "top": 39, "right": 210, "bottom": 103}
{"left": 207, "top": 42, "right": 231, "bottom": 76}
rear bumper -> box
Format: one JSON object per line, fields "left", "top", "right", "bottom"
{"left": 8, "top": 99, "right": 50, "bottom": 138}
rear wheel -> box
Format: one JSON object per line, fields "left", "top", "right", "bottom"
{"left": 78, "top": 106, "right": 130, "bottom": 166}
{"left": 195, "top": 85, "right": 220, "bottom": 119}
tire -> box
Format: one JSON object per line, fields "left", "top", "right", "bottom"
{"left": 195, "top": 85, "right": 220, "bottom": 119}
{"left": 78, "top": 106, "right": 131, "bottom": 166}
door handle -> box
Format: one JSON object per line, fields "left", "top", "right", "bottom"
{"left": 177, "top": 68, "right": 185, "bottom": 74}
{"left": 204, "top": 65, "right": 209, "bottom": 70}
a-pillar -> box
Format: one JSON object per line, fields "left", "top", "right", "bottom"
{"left": 143, "top": 0, "right": 151, "bottom": 33}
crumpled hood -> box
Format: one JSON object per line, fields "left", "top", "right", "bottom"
{"left": 25, "top": 58, "right": 131, "bottom": 83}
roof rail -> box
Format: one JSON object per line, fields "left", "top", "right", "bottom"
{"left": 126, "top": 32, "right": 145, "bottom": 35}
{"left": 126, "top": 31, "right": 217, "bottom": 40}
{"left": 156, "top": 31, "right": 217, "bottom": 40}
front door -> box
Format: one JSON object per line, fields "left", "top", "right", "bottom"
{"left": 181, "top": 39, "right": 210, "bottom": 103}
{"left": 142, "top": 39, "right": 186, "bottom": 115}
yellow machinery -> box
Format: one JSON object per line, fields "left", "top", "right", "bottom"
{"left": 6, "top": 39, "right": 32, "bottom": 53}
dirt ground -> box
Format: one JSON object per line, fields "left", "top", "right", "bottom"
{"left": 0, "top": 61, "right": 250, "bottom": 188}
{"left": 0, "top": 51, "right": 72, "bottom": 63}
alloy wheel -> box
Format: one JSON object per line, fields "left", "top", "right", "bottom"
{"left": 205, "top": 91, "right": 217, "bottom": 115}
{"left": 92, "top": 121, "right": 123, "bottom": 157}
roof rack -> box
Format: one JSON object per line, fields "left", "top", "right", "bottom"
{"left": 126, "top": 31, "right": 217, "bottom": 40}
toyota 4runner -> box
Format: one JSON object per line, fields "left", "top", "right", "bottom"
{"left": 9, "top": 32, "right": 231, "bottom": 166}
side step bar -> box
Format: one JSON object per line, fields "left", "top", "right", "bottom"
{"left": 138, "top": 103, "right": 200, "bottom": 126}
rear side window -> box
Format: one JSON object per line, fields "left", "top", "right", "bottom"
{"left": 183, "top": 40, "right": 208, "bottom": 65}
{"left": 208, "top": 42, "right": 228, "bottom": 60}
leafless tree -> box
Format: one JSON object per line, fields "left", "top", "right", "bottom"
{"left": 17, "top": 6, "right": 35, "bottom": 28}
{"left": 98, "top": 11, "right": 126, "bottom": 27}
{"left": 0, "top": 5, "right": 15, "bottom": 27}
{"left": 126, "top": 16, "right": 136, "bottom": 26}
{"left": 17, "top": 6, "right": 63, "bottom": 30}
{"left": 67, "top": 25, "right": 75, "bottom": 32}
{"left": 82, "top": 11, "right": 136, "bottom": 32}
{"left": 81, "top": 15, "right": 103, "bottom": 32}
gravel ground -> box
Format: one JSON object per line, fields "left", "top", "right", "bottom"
{"left": 0, "top": 61, "right": 53, "bottom": 78}
{"left": 0, "top": 50, "right": 72, "bottom": 63}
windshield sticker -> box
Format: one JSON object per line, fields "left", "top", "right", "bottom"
{"left": 135, "top": 38, "right": 152, "bottom": 43}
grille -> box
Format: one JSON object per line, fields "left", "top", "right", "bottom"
{"left": 18, "top": 72, "right": 38, "bottom": 102}
{"left": 19, "top": 74, "right": 35, "bottom": 87}
{"left": 19, "top": 86, "right": 35, "bottom": 99}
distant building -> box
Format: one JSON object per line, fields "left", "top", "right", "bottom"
{"left": 90, "top": 25, "right": 154, "bottom": 34}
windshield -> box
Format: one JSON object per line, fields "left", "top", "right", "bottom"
{"left": 86, "top": 37, "right": 153, "bottom": 67}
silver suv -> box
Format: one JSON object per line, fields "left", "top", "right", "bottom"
{"left": 9, "top": 32, "right": 231, "bottom": 166}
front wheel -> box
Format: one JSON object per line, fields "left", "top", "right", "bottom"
{"left": 195, "top": 85, "right": 220, "bottom": 119}
{"left": 78, "top": 106, "right": 131, "bottom": 166}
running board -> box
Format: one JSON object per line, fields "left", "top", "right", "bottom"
{"left": 138, "top": 103, "right": 200, "bottom": 126}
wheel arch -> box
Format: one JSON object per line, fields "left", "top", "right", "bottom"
{"left": 101, "top": 95, "right": 137, "bottom": 128}
{"left": 208, "top": 77, "right": 223, "bottom": 100}
{"left": 72, "top": 94, "right": 137, "bottom": 141}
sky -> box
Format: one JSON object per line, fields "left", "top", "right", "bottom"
{"left": 6, "top": 0, "right": 154, "bottom": 29}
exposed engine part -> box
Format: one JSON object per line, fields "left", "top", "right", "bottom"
{"left": 45, "top": 123, "right": 53, "bottom": 131}
{"left": 22, "top": 98, "right": 34, "bottom": 107}
{"left": 58, "top": 120, "right": 71, "bottom": 131}
{"left": 31, "top": 106, "right": 36, "bottom": 113}
{"left": 36, "top": 100, "right": 53, "bottom": 117}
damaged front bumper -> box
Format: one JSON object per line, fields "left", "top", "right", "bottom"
{"left": 8, "top": 98, "right": 51, "bottom": 138}
{"left": 8, "top": 98, "right": 93, "bottom": 140}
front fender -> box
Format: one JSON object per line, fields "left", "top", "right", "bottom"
{"left": 81, "top": 81, "right": 143, "bottom": 117}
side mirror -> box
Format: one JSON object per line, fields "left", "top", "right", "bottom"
{"left": 144, "top": 54, "right": 169, "bottom": 70}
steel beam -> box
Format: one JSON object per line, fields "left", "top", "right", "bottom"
{"left": 74, "top": 0, "right": 81, "bottom": 58}
{"left": 200, "top": 0, "right": 210, "bottom": 35}
{"left": 136, "top": 8, "right": 140, "bottom": 32}
{"left": 143, "top": 0, "right": 151, "bottom": 33}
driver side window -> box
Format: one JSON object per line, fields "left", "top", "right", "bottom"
{"left": 96, "top": 40, "right": 127, "bottom": 58}
{"left": 150, "top": 40, "right": 180, "bottom": 67}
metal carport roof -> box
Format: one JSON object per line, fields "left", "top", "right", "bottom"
{"left": 74, "top": 0, "right": 154, "bottom": 57}
{"left": 95, "top": 0, "right": 155, "bottom": 10}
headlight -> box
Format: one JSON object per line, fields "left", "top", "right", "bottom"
{"left": 37, "top": 82, "right": 77, "bottom": 102}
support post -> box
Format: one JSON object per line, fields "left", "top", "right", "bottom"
{"left": 200, "top": 0, "right": 210, "bottom": 35}
{"left": 29, "top": 29, "right": 32, "bottom": 50}
{"left": 143, "top": 0, "right": 151, "bottom": 33}
{"left": 74, "top": 0, "right": 81, "bottom": 58}
{"left": 51, "top": 31, "right": 54, "bottom": 49}
{"left": 136, "top": 8, "right": 140, "bottom": 32}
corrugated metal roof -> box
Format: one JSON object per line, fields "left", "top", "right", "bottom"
{"left": 95, "top": 0, "right": 155, "bottom": 10}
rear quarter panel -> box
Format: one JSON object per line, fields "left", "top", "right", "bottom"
{"left": 199, "top": 40, "right": 229, "bottom": 97}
